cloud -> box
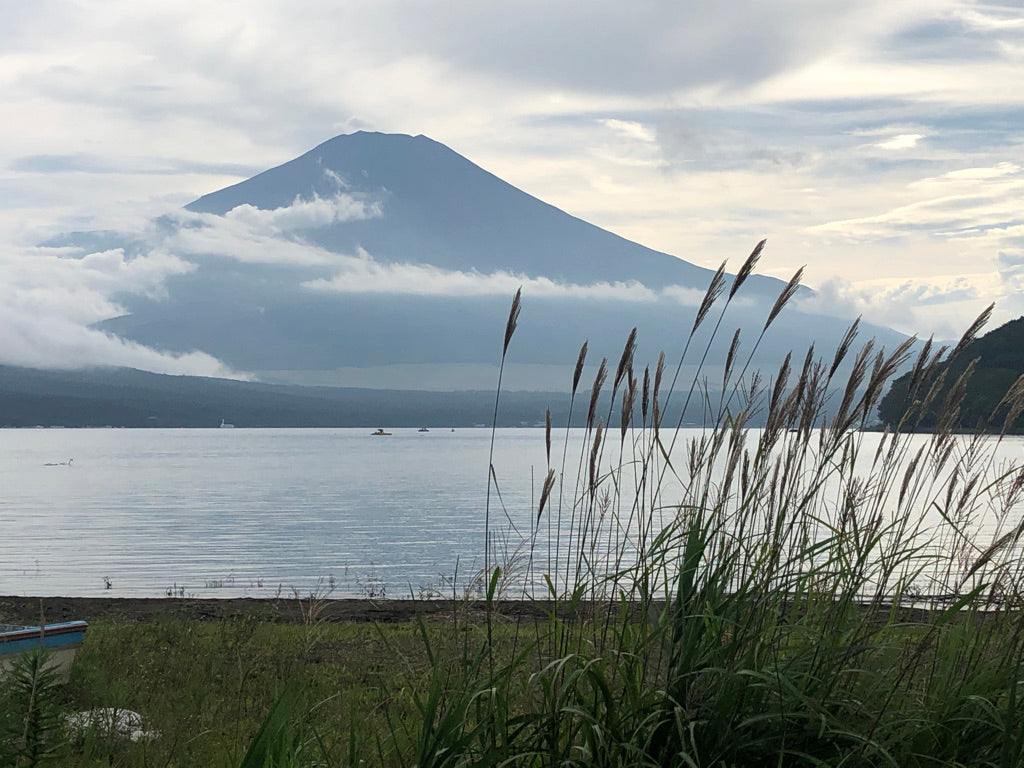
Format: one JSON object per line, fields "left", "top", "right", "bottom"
{"left": 0, "top": 244, "right": 244, "bottom": 376}
{"left": 302, "top": 251, "right": 655, "bottom": 300}
{"left": 9, "top": 153, "right": 264, "bottom": 177}
{"left": 346, "top": 0, "right": 894, "bottom": 97}
{"left": 0, "top": 309, "right": 241, "bottom": 377}
{"left": 0, "top": 185, "right": 714, "bottom": 375}
{"left": 2, "top": 246, "right": 193, "bottom": 322}
{"left": 220, "top": 193, "right": 381, "bottom": 235}
{"left": 795, "top": 272, "right": 1004, "bottom": 339}
{"left": 810, "top": 162, "right": 1024, "bottom": 238}
{"left": 876, "top": 134, "right": 925, "bottom": 150}
{"left": 301, "top": 246, "right": 716, "bottom": 305}
{"left": 600, "top": 119, "right": 656, "bottom": 143}
{"left": 157, "top": 193, "right": 382, "bottom": 267}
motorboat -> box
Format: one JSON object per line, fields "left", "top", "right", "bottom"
{"left": 370, "top": 428, "right": 392, "bottom": 436}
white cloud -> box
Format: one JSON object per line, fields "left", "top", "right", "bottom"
{"left": 0, "top": 181, "right": 718, "bottom": 374}
{"left": 1, "top": 247, "right": 192, "bottom": 324}
{"left": 151, "top": 196, "right": 711, "bottom": 306}
{"left": 600, "top": 119, "right": 656, "bottom": 143}
{"left": 796, "top": 272, "right": 1006, "bottom": 339}
{"left": 302, "top": 248, "right": 709, "bottom": 304}
{"left": 161, "top": 193, "right": 381, "bottom": 267}
{"left": 0, "top": 244, "right": 244, "bottom": 376}
{"left": 220, "top": 193, "right": 381, "bottom": 235}
{"left": 810, "top": 163, "right": 1023, "bottom": 239}
{"left": 876, "top": 134, "right": 925, "bottom": 150}
{"left": 0, "top": 311, "right": 241, "bottom": 377}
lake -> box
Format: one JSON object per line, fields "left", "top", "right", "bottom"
{"left": 2, "top": 427, "right": 1023, "bottom": 599}
{"left": 0, "top": 428, "right": 564, "bottom": 599}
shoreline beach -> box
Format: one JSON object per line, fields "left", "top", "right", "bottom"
{"left": 0, "top": 595, "right": 557, "bottom": 626}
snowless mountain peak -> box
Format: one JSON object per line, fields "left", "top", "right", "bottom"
{"left": 88, "top": 131, "right": 906, "bottom": 389}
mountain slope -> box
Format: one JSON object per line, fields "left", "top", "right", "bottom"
{"left": 70, "top": 131, "right": 911, "bottom": 389}
{"left": 185, "top": 132, "right": 773, "bottom": 293}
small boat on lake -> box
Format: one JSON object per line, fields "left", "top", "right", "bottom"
{"left": 0, "top": 621, "right": 88, "bottom": 683}
{"left": 220, "top": 419, "right": 235, "bottom": 428}
{"left": 371, "top": 428, "right": 392, "bottom": 436}
{"left": 418, "top": 427, "right": 429, "bottom": 432}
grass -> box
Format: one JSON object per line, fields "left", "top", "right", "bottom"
{"left": 4, "top": 617, "right": 452, "bottom": 766}
{"left": 6, "top": 240, "right": 1024, "bottom": 766}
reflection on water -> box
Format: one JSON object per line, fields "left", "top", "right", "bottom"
{"left": 1, "top": 427, "right": 1022, "bottom": 599}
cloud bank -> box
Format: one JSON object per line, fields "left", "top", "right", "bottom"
{"left": 0, "top": 245, "right": 243, "bottom": 376}
{"left": 302, "top": 249, "right": 709, "bottom": 304}
{"left": 0, "top": 191, "right": 716, "bottom": 373}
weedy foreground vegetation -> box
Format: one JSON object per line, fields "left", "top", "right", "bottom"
{"left": 7, "top": 241, "right": 1024, "bottom": 767}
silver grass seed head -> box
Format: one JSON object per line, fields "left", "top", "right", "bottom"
{"left": 829, "top": 317, "right": 860, "bottom": 381}
{"left": 503, "top": 287, "right": 522, "bottom": 357}
{"left": 572, "top": 341, "right": 589, "bottom": 397}
{"left": 764, "top": 267, "right": 804, "bottom": 332}
{"left": 950, "top": 303, "right": 993, "bottom": 361}
{"left": 589, "top": 420, "right": 604, "bottom": 495}
{"left": 545, "top": 408, "right": 552, "bottom": 467}
{"left": 693, "top": 262, "right": 727, "bottom": 334}
{"left": 729, "top": 238, "right": 766, "bottom": 300}
{"left": 641, "top": 365, "right": 650, "bottom": 424}
{"left": 614, "top": 327, "right": 638, "bottom": 394}
{"left": 724, "top": 329, "right": 741, "bottom": 389}
{"left": 537, "top": 468, "right": 556, "bottom": 525}
{"left": 588, "top": 358, "right": 608, "bottom": 429}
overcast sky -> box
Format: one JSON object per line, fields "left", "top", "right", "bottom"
{"left": 1, "top": 0, "right": 1021, "bottom": 373}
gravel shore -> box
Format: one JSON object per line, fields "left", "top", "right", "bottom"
{"left": 0, "top": 595, "right": 556, "bottom": 625}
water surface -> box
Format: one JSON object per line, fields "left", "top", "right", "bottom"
{"left": 2, "top": 427, "right": 1023, "bottom": 600}
{"left": 1, "top": 428, "right": 546, "bottom": 598}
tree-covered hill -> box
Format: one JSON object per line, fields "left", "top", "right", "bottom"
{"left": 878, "top": 315, "right": 1024, "bottom": 432}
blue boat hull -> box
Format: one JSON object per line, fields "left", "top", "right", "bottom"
{"left": 0, "top": 620, "right": 88, "bottom": 682}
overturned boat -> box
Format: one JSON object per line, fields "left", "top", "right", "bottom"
{"left": 0, "top": 620, "right": 88, "bottom": 682}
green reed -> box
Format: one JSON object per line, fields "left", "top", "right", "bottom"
{"left": 382, "top": 241, "right": 1024, "bottom": 768}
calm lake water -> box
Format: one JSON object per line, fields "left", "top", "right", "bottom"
{"left": 2, "top": 427, "right": 1023, "bottom": 599}
{"left": 0, "top": 428, "right": 557, "bottom": 598}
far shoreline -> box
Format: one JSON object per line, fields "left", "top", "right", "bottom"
{"left": 1, "top": 594, "right": 982, "bottom": 629}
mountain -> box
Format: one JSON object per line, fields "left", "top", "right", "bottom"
{"left": 183, "top": 131, "right": 778, "bottom": 293}
{"left": 879, "top": 315, "right": 1024, "bottom": 432}
{"left": 0, "top": 365, "right": 707, "bottom": 429}
{"left": 52, "top": 131, "right": 908, "bottom": 390}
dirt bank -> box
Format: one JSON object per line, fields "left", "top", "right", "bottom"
{"left": 0, "top": 595, "right": 558, "bottom": 626}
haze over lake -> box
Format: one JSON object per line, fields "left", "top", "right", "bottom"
{"left": 2, "top": 427, "right": 1022, "bottom": 600}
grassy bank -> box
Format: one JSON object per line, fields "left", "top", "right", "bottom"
{"left": 3, "top": 614, "right": 456, "bottom": 766}
{"left": 7, "top": 244, "right": 1024, "bottom": 766}
{"left": 5, "top": 598, "right": 1024, "bottom": 767}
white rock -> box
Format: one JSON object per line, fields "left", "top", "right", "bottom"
{"left": 65, "top": 708, "right": 159, "bottom": 744}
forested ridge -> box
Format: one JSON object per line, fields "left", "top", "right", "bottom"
{"left": 878, "top": 315, "right": 1024, "bottom": 432}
